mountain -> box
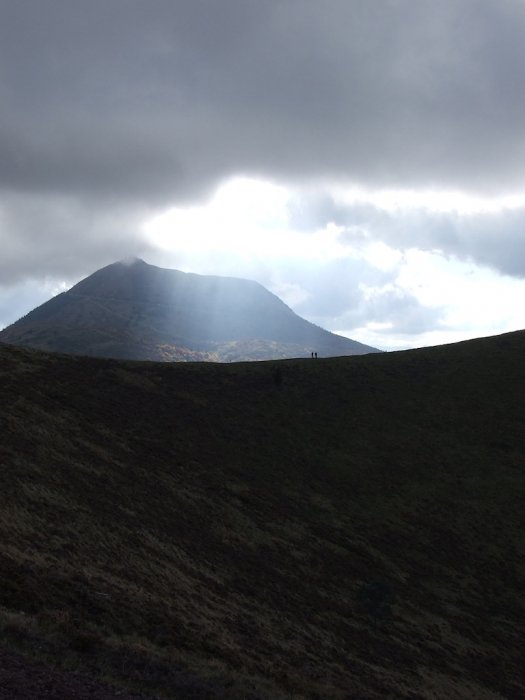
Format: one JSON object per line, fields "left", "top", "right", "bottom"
{"left": 1, "top": 333, "right": 524, "bottom": 698}
{"left": 0, "top": 258, "right": 378, "bottom": 360}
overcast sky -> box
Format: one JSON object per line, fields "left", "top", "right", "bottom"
{"left": 2, "top": 0, "right": 525, "bottom": 350}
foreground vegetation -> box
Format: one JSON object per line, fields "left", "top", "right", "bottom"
{"left": 0, "top": 333, "right": 524, "bottom": 698}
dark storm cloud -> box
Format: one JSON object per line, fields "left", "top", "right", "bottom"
{"left": 3, "top": 0, "right": 525, "bottom": 206}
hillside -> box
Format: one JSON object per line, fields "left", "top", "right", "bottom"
{"left": 0, "top": 259, "right": 378, "bottom": 361}
{"left": 0, "top": 333, "right": 524, "bottom": 698}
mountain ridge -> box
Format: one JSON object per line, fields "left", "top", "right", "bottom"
{"left": 0, "top": 259, "right": 378, "bottom": 361}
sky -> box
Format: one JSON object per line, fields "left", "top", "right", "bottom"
{"left": 2, "top": 0, "right": 525, "bottom": 350}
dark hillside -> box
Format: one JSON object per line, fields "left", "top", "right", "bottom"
{"left": 0, "top": 332, "right": 524, "bottom": 698}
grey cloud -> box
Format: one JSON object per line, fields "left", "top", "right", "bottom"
{"left": 3, "top": 0, "right": 525, "bottom": 207}
{"left": 458, "top": 212, "right": 525, "bottom": 277}
{"left": 360, "top": 289, "right": 444, "bottom": 336}
{"left": 0, "top": 191, "right": 153, "bottom": 285}
{"left": 291, "top": 258, "right": 390, "bottom": 319}
{"left": 289, "top": 190, "right": 525, "bottom": 280}
{"left": 0, "top": 279, "right": 53, "bottom": 329}
{"left": 305, "top": 282, "right": 444, "bottom": 337}
{"left": 279, "top": 257, "right": 445, "bottom": 336}
{"left": 376, "top": 208, "right": 525, "bottom": 280}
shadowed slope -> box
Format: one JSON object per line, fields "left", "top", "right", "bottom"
{"left": 0, "top": 332, "right": 524, "bottom": 698}
{"left": 0, "top": 259, "right": 378, "bottom": 360}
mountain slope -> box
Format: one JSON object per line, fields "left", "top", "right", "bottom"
{"left": 0, "top": 332, "right": 524, "bottom": 698}
{"left": 0, "top": 259, "right": 378, "bottom": 360}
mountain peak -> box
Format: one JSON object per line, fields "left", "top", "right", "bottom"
{"left": 118, "top": 256, "right": 148, "bottom": 267}
{"left": 0, "top": 260, "right": 379, "bottom": 361}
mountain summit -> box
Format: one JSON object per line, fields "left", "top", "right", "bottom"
{"left": 0, "top": 259, "right": 378, "bottom": 361}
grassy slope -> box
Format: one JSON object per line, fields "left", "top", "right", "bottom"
{"left": 0, "top": 334, "right": 524, "bottom": 699}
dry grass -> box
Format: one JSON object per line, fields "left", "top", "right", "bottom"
{"left": 0, "top": 335, "right": 524, "bottom": 698}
